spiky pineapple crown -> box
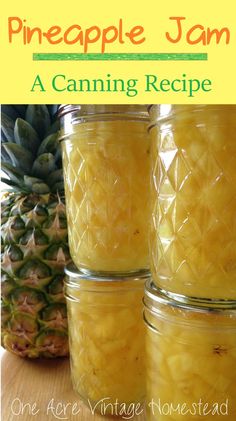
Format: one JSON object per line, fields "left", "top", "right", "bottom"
{"left": 1, "top": 105, "right": 63, "bottom": 195}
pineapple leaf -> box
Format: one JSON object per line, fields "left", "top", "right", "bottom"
{"left": 51, "top": 181, "right": 64, "bottom": 193}
{"left": 47, "top": 169, "right": 63, "bottom": 186}
{"left": 14, "top": 118, "right": 40, "bottom": 154}
{"left": 37, "top": 133, "right": 59, "bottom": 156}
{"left": 1, "top": 113, "right": 15, "bottom": 142}
{"left": 24, "top": 176, "right": 50, "bottom": 194}
{"left": 47, "top": 105, "right": 59, "bottom": 120}
{"left": 0, "top": 178, "right": 28, "bottom": 192}
{"left": 1, "top": 163, "right": 24, "bottom": 184}
{"left": 1, "top": 145, "right": 12, "bottom": 163}
{"left": 32, "top": 182, "right": 50, "bottom": 194}
{"left": 0, "top": 177, "right": 17, "bottom": 186}
{"left": 55, "top": 147, "right": 62, "bottom": 164}
{"left": 25, "top": 105, "right": 51, "bottom": 138}
{"left": 45, "top": 119, "right": 60, "bottom": 136}
{"left": 13, "top": 105, "right": 27, "bottom": 118}
{"left": 24, "top": 175, "right": 43, "bottom": 188}
{"left": 1, "top": 130, "right": 8, "bottom": 142}
{"left": 1, "top": 106, "right": 18, "bottom": 121}
{"left": 32, "top": 153, "right": 56, "bottom": 179}
{"left": 2, "top": 143, "right": 33, "bottom": 173}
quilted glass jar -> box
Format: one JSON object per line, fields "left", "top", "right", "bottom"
{"left": 149, "top": 105, "right": 236, "bottom": 300}
{"left": 144, "top": 280, "right": 236, "bottom": 421}
{"left": 65, "top": 264, "right": 149, "bottom": 415}
{"left": 59, "top": 105, "right": 150, "bottom": 274}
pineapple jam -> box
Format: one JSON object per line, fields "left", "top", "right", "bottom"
{"left": 65, "top": 265, "right": 149, "bottom": 414}
{"left": 149, "top": 105, "right": 236, "bottom": 300}
{"left": 59, "top": 105, "right": 150, "bottom": 274}
{"left": 144, "top": 281, "right": 236, "bottom": 421}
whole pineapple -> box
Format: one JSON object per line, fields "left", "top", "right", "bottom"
{"left": 1, "top": 105, "right": 71, "bottom": 358}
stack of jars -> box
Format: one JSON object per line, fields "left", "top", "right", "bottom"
{"left": 59, "top": 104, "right": 236, "bottom": 420}
{"left": 145, "top": 105, "right": 236, "bottom": 420}
{"left": 58, "top": 105, "right": 151, "bottom": 415}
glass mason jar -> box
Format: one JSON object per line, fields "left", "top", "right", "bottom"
{"left": 59, "top": 105, "right": 150, "bottom": 274}
{"left": 144, "top": 280, "right": 236, "bottom": 421}
{"left": 149, "top": 105, "right": 236, "bottom": 301}
{"left": 65, "top": 264, "right": 149, "bottom": 415}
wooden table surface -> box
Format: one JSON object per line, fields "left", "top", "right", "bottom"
{"left": 2, "top": 351, "right": 145, "bottom": 421}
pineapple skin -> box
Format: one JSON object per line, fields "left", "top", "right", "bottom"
{"left": 1, "top": 192, "right": 70, "bottom": 357}
{"left": 1, "top": 105, "right": 71, "bottom": 358}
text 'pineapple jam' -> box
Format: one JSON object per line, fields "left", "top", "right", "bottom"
{"left": 149, "top": 105, "right": 236, "bottom": 300}
{"left": 65, "top": 265, "right": 149, "bottom": 414}
{"left": 144, "top": 281, "right": 236, "bottom": 421}
{"left": 59, "top": 105, "right": 150, "bottom": 274}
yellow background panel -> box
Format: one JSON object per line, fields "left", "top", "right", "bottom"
{"left": 0, "top": 0, "right": 235, "bottom": 103}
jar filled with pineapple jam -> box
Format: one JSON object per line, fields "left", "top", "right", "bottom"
{"left": 148, "top": 105, "right": 236, "bottom": 301}
{"left": 65, "top": 264, "right": 149, "bottom": 415}
{"left": 59, "top": 105, "right": 150, "bottom": 274}
{"left": 144, "top": 280, "right": 236, "bottom": 421}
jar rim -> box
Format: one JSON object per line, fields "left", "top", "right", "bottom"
{"left": 144, "top": 280, "right": 236, "bottom": 314}
{"left": 58, "top": 104, "right": 149, "bottom": 119}
{"left": 65, "top": 265, "right": 149, "bottom": 298}
{"left": 65, "top": 263, "right": 150, "bottom": 283}
{"left": 148, "top": 104, "right": 236, "bottom": 126}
